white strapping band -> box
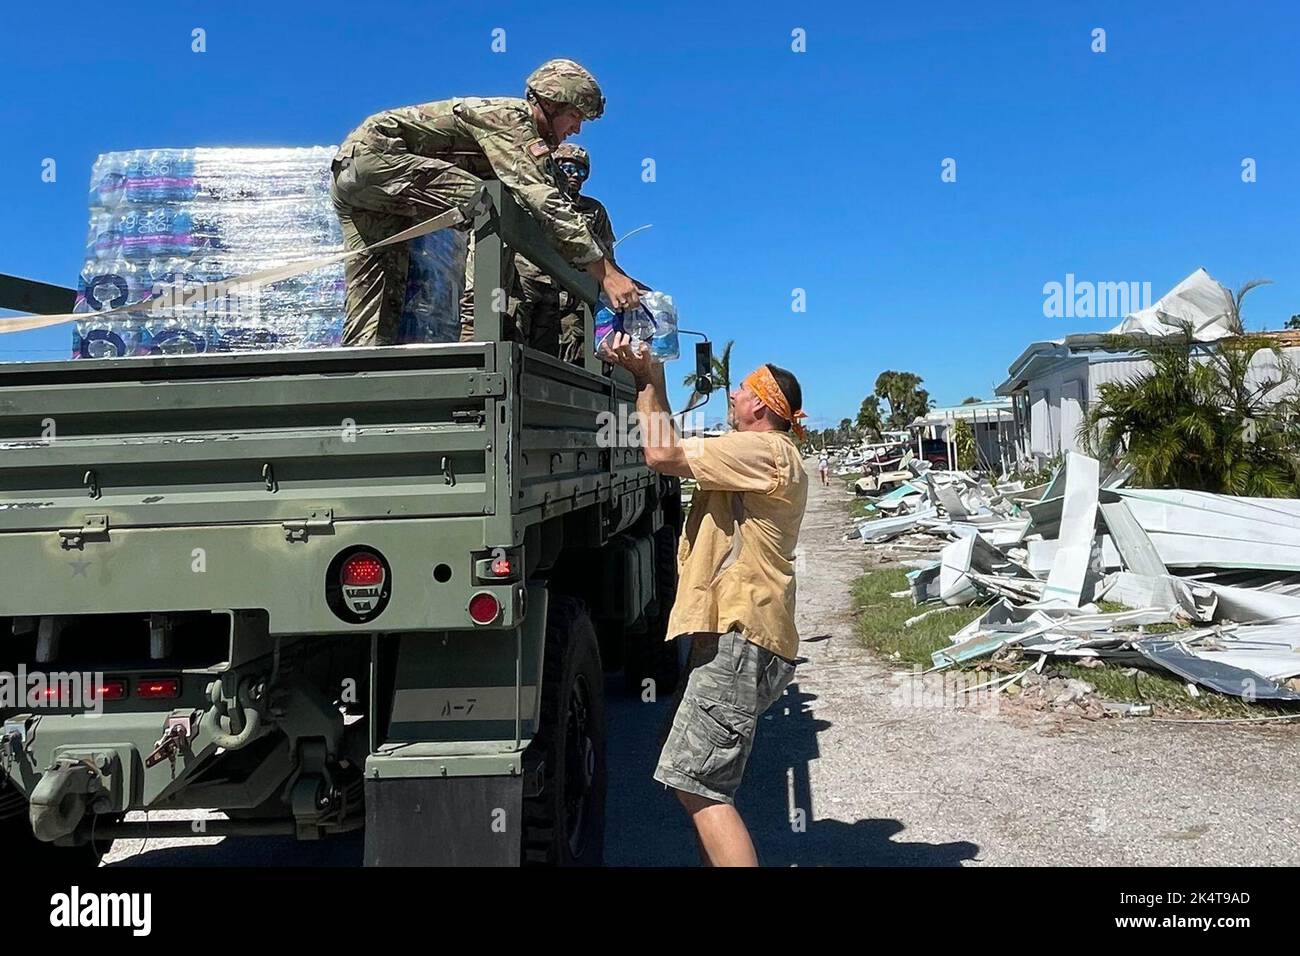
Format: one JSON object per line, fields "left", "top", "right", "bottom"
{"left": 0, "top": 205, "right": 467, "bottom": 335}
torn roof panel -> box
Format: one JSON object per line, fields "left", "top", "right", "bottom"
{"left": 1132, "top": 640, "right": 1300, "bottom": 702}
{"left": 1186, "top": 623, "right": 1300, "bottom": 682}
{"left": 1099, "top": 500, "right": 1168, "bottom": 578}
{"left": 1116, "top": 489, "right": 1300, "bottom": 571}
{"left": 1040, "top": 453, "right": 1100, "bottom": 608}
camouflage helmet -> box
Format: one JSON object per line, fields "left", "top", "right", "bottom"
{"left": 553, "top": 143, "right": 590, "bottom": 170}
{"left": 526, "top": 59, "right": 605, "bottom": 120}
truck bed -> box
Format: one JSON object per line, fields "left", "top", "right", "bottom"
{"left": 0, "top": 343, "right": 499, "bottom": 532}
{"left": 0, "top": 340, "right": 649, "bottom": 634}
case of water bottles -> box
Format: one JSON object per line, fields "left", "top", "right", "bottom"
{"left": 592, "top": 290, "right": 680, "bottom": 361}
{"left": 73, "top": 147, "right": 467, "bottom": 358}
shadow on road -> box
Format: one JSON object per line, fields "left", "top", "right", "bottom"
{"left": 110, "top": 672, "right": 980, "bottom": 867}
{"left": 606, "top": 677, "right": 980, "bottom": 867}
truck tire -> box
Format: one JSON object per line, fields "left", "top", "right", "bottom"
{"left": 0, "top": 799, "right": 114, "bottom": 868}
{"left": 522, "top": 595, "right": 606, "bottom": 866}
{"left": 622, "top": 526, "right": 682, "bottom": 697}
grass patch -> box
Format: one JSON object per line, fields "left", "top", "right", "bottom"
{"left": 852, "top": 567, "right": 1297, "bottom": 719}
{"left": 849, "top": 497, "right": 879, "bottom": 520}
{"left": 1095, "top": 599, "right": 1191, "bottom": 635}
{"left": 852, "top": 568, "right": 986, "bottom": 667}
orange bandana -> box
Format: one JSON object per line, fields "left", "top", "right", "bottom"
{"left": 743, "top": 366, "right": 807, "bottom": 440}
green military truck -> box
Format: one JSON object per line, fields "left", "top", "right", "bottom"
{"left": 0, "top": 182, "right": 707, "bottom": 866}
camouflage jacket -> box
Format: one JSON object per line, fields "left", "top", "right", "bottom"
{"left": 344, "top": 96, "right": 605, "bottom": 266}
{"left": 573, "top": 194, "right": 617, "bottom": 264}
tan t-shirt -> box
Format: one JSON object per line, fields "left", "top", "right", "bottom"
{"left": 667, "top": 429, "right": 808, "bottom": 660}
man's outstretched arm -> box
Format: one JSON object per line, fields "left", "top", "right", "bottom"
{"left": 600, "top": 333, "right": 693, "bottom": 477}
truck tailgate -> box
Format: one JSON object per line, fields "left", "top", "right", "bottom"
{"left": 0, "top": 344, "right": 500, "bottom": 534}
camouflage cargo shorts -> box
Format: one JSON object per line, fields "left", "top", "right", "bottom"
{"left": 653, "top": 630, "right": 797, "bottom": 805}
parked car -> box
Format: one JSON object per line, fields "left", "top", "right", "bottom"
{"left": 921, "top": 439, "right": 954, "bottom": 469}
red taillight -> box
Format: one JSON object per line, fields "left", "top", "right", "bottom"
{"left": 468, "top": 592, "right": 501, "bottom": 625}
{"left": 137, "top": 678, "right": 180, "bottom": 700}
{"left": 341, "top": 553, "right": 385, "bottom": 587}
{"left": 97, "top": 679, "right": 127, "bottom": 701}
{"left": 490, "top": 556, "right": 513, "bottom": 577}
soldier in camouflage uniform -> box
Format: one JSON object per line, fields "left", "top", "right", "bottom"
{"left": 494, "top": 143, "right": 620, "bottom": 360}
{"left": 330, "top": 58, "right": 640, "bottom": 346}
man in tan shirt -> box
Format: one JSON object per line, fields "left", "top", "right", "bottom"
{"left": 600, "top": 332, "right": 808, "bottom": 866}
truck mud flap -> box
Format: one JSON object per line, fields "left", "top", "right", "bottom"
{"left": 363, "top": 774, "right": 522, "bottom": 866}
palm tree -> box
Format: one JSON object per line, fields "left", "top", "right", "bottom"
{"left": 856, "top": 394, "right": 883, "bottom": 439}
{"left": 1079, "top": 324, "right": 1300, "bottom": 497}
{"left": 682, "top": 339, "right": 734, "bottom": 396}
{"left": 1224, "top": 278, "right": 1272, "bottom": 334}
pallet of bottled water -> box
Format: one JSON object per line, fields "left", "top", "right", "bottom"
{"left": 73, "top": 147, "right": 466, "bottom": 358}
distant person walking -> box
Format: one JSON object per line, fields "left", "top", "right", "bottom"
{"left": 600, "top": 332, "right": 808, "bottom": 866}
{"left": 818, "top": 452, "right": 830, "bottom": 486}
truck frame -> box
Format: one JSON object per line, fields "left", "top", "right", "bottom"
{"left": 0, "top": 181, "right": 693, "bottom": 866}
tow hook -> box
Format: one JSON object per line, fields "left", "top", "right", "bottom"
{"left": 1, "top": 721, "right": 27, "bottom": 785}
{"left": 203, "top": 679, "right": 265, "bottom": 751}
{"left": 28, "top": 756, "right": 110, "bottom": 843}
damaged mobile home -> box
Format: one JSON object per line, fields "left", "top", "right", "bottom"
{"left": 997, "top": 268, "right": 1300, "bottom": 460}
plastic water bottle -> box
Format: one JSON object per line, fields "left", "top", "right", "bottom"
{"left": 640, "top": 290, "right": 680, "bottom": 361}
{"left": 90, "top": 152, "right": 129, "bottom": 208}
{"left": 79, "top": 258, "right": 148, "bottom": 311}
{"left": 75, "top": 320, "right": 148, "bottom": 359}
{"left": 302, "top": 312, "right": 342, "bottom": 349}
{"left": 621, "top": 305, "right": 657, "bottom": 343}
{"left": 592, "top": 293, "right": 679, "bottom": 359}
{"left": 86, "top": 212, "right": 122, "bottom": 259}
{"left": 148, "top": 322, "right": 208, "bottom": 354}
{"left": 151, "top": 208, "right": 194, "bottom": 258}
{"left": 592, "top": 302, "right": 619, "bottom": 354}
{"left": 125, "top": 149, "right": 196, "bottom": 204}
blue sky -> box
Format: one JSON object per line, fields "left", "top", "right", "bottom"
{"left": 1, "top": 0, "right": 1297, "bottom": 428}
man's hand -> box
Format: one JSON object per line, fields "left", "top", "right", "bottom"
{"left": 586, "top": 258, "right": 640, "bottom": 311}
{"left": 598, "top": 331, "right": 659, "bottom": 388}
{"left": 600, "top": 332, "right": 690, "bottom": 476}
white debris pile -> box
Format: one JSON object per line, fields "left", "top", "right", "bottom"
{"left": 845, "top": 457, "right": 1034, "bottom": 549}
{"left": 857, "top": 452, "right": 1300, "bottom": 703}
